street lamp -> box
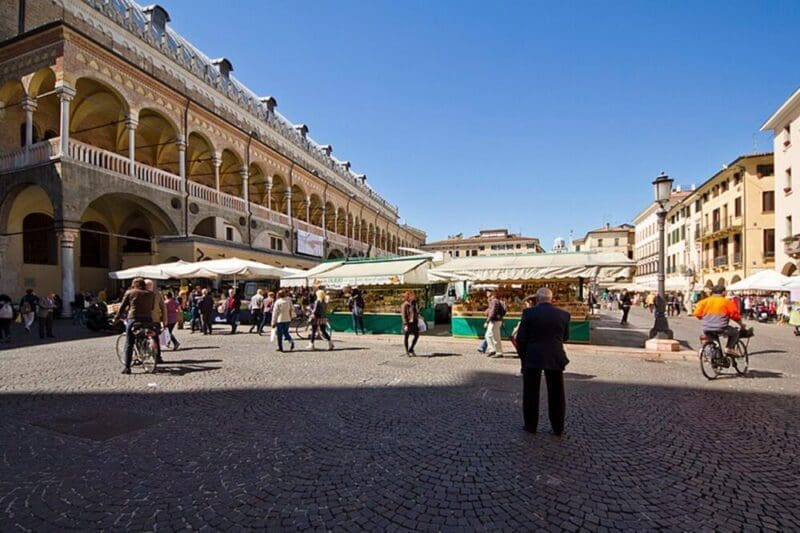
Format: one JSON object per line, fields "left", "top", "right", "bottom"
{"left": 650, "top": 172, "right": 674, "bottom": 340}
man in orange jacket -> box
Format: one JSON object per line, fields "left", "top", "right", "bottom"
{"left": 693, "top": 285, "right": 743, "bottom": 355}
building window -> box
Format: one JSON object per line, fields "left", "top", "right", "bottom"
{"left": 270, "top": 236, "right": 283, "bottom": 251}
{"left": 23, "top": 213, "right": 57, "bottom": 265}
{"left": 785, "top": 168, "right": 793, "bottom": 193}
{"left": 787, "top": 216, "right": 793, "bottom": 239}
{"left": 471, "top": 250, "right": 478, "bottom": 256}
{"left": 614, "top": 238, "right": 619, "bottom": 247}
{"left": 225, "top": 227, "right": 234, "bottom": 241}
{"left": 763, "top": 228, "right": 775, "bottom": 258}
{"left": 757, "top": 164, "right": 774, "bottom": 177}
{"left": 575, "top": 245, "right": 581, "bottom": 251}
{"left": 454, "top": 250, "right": 459, "bottom": 257}
{"left": 80, "top": 221, "right": 109, "bottom": 268}
{"left": 762, "top": 191, "right": 775, "bottom": 212}
{"left": 734, "top": 197, "right": 742, "bottom": 217}
{"left": 721, "top": 180, "right": 729, "bottom": 192}
{"left": 597, "top": 238, "right": 603, "bottom": 247}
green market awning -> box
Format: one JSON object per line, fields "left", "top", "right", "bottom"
{"left": 295, "top": 256, "right": 432, "bottom": 289}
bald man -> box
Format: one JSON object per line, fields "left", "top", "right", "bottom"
{"left": 514, "top": 287, "right": 570, "bottom": 436}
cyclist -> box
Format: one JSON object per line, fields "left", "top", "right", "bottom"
{"left": 693, "top": 285, "right": 743, "bottom": 356}
{"left": 113, "top": 277, "right": 155, "bottom": 375}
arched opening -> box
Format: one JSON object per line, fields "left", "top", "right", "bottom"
{"left": 248, "top": 163, "right": 268, "bottom": 206}
{"left": 123, "top": 228, "right": 151, "bottom": 253}
{"left": 324, "top": 202, "right": 336, "bottom": 232}
{"left": 368, "top": 224, "right": 375, "bottom": 246}
{"left": 308, "top": 194, "right": 323, "bottom": 227}
{"left": 187, "top": 132, "right": 215, "bottom": 188}
{"left": 781, "top": 262, "right": 797, "bottom": 277}
{"left": 219, "top": 149, "right": 244, "bottom": 198}
{"left": 134, "top": 108, "right": 179, "bottom": 174}
{"left": 80, "top": 221, "right": 109, "bottom": 268}
{"left": 23, "top": 213, "right": 57, "bottom": 265}
{"left": 327, "top": 249, "right": 344, "bottom": 259}
{"left": 360, "top": 219, "right": 368, "bottom": 243}
{"left": 271, "top": 175, "right": 288, "bottom": 213}
{"left": 730, "top": 274, "right": 742, "bottom": 285}
{"left": 0, "top": 80, "right": 27, "bottom": 152}
{"left": 27, "top": 69, "right": 58, "bottom": 144}
{"left": 193, "top": 216, "right": 217, "bottom": 238}
{"left": 291, "top": 184, "right": 306, "bottom": 220}
{"left": 716, "top": 278, "right": 726, "bottom": 288}
{"left": 71, "top": 77, "right": 129, "bottom": 154}
{"left": 192, "top": 216, "right": 242, "bottom": 242}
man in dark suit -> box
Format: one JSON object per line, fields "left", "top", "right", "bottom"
{"left": 515, "top": 287, "right": 570, "bottom": 436}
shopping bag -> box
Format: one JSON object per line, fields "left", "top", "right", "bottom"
{"left": 417, "top": 317, "right": 427, "bottom": 333}
{"left": 159, "top": 328, "right": 170, "bottom": 347}
{"left": 269, "top": 328, "right": 276, "bottom": 342}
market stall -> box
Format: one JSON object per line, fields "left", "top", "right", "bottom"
{"left": 282, "top": 256, "right": 435, "bottom": 334}
{"left": 428, "top": 252, "right": 634, "bottom": 343}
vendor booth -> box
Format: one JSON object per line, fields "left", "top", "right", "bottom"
{"left": 429, "top": 252, "right": 634, "bottom": 343}
{"left": 282, "top": 256, "right": 435, "bottom": 334}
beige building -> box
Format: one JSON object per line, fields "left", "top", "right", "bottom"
{"left": 0, "top": 0, "right": 425, "bottom": 304}
{"left": 421, "top": 229, "right": 544, "bottom": 257}
{"left": 632, "top": 191, "right": 689, "bottom": 289}
{"left": 761, "top": 89, "right": 800, "bottom": 276}
{"left": 664, "top": 194, "right": 699, "bottom": 292}
{"left": 682, "top": 153, "right": 775, "bottom": 289}
{"left": 571, "top": 223, "right": 634, "bottom": 259}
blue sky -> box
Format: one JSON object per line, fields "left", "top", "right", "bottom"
{"left": 165, "top": 0, "right": 799, "bottom": 249}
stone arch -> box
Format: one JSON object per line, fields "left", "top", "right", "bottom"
{"left": 782, "top": 262, "right": 797, "bottom": 276}
{"left": 291, "top": 184, "right": 306, "bottom": 220}
{"left": 0, "top": 182, "right": 59, "bottom": 234}
{"left": 360, "top": 218, "right": 368, "bottom": 243}
{"left": 192, "top": 215, "right": 242, "bottom": 242}
{"left": 134, "top": 108, "right": 180, "bottom": 174}
{"left": 71, "top": 77, "right": 130, "bottom": 154}
{"left": 80, "top": 220, "right": 110, "bottom": 269}
{"left": 327, "top": 248, "right": 344, "bottom": 259}
{"left": 248, "top": 162, "right": 268, "bottom": 206}
{"left": 187, "top": 131, "right": 215, "bottom": 188}
{"left": 219, "top": 148, "right": 244, "bottom": 198}
{"left": 24, "top": 69, "right": 59, "bottom": 145}
{"left": 24, "top": 67, "right": 57, "bottom": 97}
{"left": 324, "top": 201, "right": 336, "bottom": 232}
{"left": 335, "top": 207, "right": 346, "bottom": 235}
{"left": 716, "top": 277, "right": 726, "bottom": 288}
{"left": 0, "top": 79, "right": 27, "bottom": 152}
{"left": 271, "top": 174, "right": 288, "bottom": 214}
{"left": 730, "top": 274, "right": 742, "bottom": 285}
{"left": 308, "top": 193, "right": 323, "bottom": 227}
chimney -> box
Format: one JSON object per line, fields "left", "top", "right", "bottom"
{"left": 605, "top": 222, "right": 610, "bottom": 230}
{"left": 357, "top": 174, "right": 367, "bottom": 185}
{"left": 211, "top": 58, "right": 233, "bottom": 79}
{"left": 340, "top": 160, "right": 351, "bottom": 171}
{"left": 320, "top": 144, "right": 333, "bottom": 156}
{"left": 142, "top": 4, "right": 170, "bottom": 34}
{"left": 294, "top": 124, "right": 309, "bottom": 138}
{"left": 259, "top": 96, "right": 277, "bottom": 113}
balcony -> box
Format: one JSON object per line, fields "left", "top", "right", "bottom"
{"left": 732, "top": 252, "right": 742, "bottom": 265}
{"left": 713, "top": 256, "right": 729, "bottom": 268}
{"left": 699, "top": 215, "right": 744, "bottom": 241}
{"left": 1, "top": 138, "right": 394, "bottom": 256}
{"left": 784, "top": 234, "right": 800, "bottom": 259}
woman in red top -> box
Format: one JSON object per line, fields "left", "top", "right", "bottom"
{"left": 164, "top": 291, "right": 181, "bottom": 350}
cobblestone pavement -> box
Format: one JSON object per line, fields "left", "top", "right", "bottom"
{"left": 1, "top": 321, "right": 799, "bottom": 531}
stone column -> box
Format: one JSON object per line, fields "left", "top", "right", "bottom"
{"left": 213, "top": 154, "right": 221, "bottom": 192}
{"left": 334, "top": 211, "right": 339, "bottom": 235}
{"left": 58, "top": 228, "right": 80, "bottom": 316}
{"left": 125, "top": 115, "right": 138, "bottom": 176}
{"left": 22, "top": 97, "right": 37, "bottom": 151}
{"left": 286, "top": 189, "right": 293, "bottom": 220}
{"left": 321, "top": 204, "right": 327, "bottom": 236}
{"left": 266, "top": 177, "right": 273, "bottom": 211}
{"left": 305, "top": 195, "right": 311, "bottom": 223}
{"left": 241, "top": 167, "right": 249, "bottom": 204}
{"left": 177, "top": 135, "right": 186, "bottom": 181}
{"left": 56, "top": 85, "right": 76, "bottom": 157}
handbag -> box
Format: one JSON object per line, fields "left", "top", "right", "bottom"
{"left": 159, "top": 328, "right": 171, "bottom": 347}
{"left": 0, "top": 303, "right": 12, "bottom": 319}
{"left": 216, "top": 302, "right": 226, "bottom": 314}
{"left": 269, "top": 328, "right": 277, "bottom": 342}
{"left": 417, "top": 317, "right": 427, "bottom": 333}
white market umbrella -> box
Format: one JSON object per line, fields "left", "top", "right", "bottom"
{"left": 164, "top": 257, "right": 289, "bottom": 281}
{"left": 782, "top": 276, "right": 800, "bottom": 290}
{"left": 728, "top": 269, "right": 791, "bottom": 292}
{"left": 108, "top": 260, "right": 189, "bottom": 280}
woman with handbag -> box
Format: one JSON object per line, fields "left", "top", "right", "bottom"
{"left": 308, "top": 289, "right": 334, "bottom": 351}
{"left": 400, "top": 291, "right": 420, "bottom": 357}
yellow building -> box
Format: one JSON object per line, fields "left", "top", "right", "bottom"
{"left": 684, "top": 153, "right": 775, "bottom": 288}
{"left": 422, "top": 229, "right": 544, "bottom": 257}
{"left": 0, "top": 0, "right": 425, "bottom": 305}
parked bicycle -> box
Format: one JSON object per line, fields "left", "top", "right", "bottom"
{"left": 290, "top": 303, "right": 311, "bottom": 340}
{"left": 699, "top": 327, "right": 752, "bottom": 380}
{"left": 115, "top": 322, "right": 159, "bottom": 373}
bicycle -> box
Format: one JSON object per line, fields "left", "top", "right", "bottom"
{"left": 115, "top": 322, "right": 159, "bottom": 373}
{"left": 289, "top": 304, "right": 311, "bottom": 340}
{"left": 72, "top": 306, "right": 88, "bottom": 327}
{"left": 699, "top": 327, "right": 752, "bottom": 380}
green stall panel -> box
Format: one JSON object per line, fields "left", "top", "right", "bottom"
{"left": 451, "top": 316, "right": 590, "bottom": 343}
{"left": 329, "top": 308, "right": 434, "bottom": 336}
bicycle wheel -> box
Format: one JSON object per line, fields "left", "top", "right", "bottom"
{"left": 295, "top": 321, "right": 309, "bottom": 340}
{"left": 699, "top": 342, "right": 721, "bottom": 380}
{"left": 140, "top": 338, "right": 158, "bottom": 374}
{"left": 733, "top": 340, "right": 749, "bottom": 375}
{"left": 115, "top": 333, "right": 127, "bottom": 366}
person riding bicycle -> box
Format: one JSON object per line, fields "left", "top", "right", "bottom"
{"left": 693, "top": 285, "right": 743, "bottom": 356}
{"left": 113, "top": 277, "right": 155, "bottom": 375}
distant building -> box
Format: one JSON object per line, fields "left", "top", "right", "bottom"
{"left": 552, "top": 236, "right": 567, "bottom": 252}
{"left": 633, "top": 192, "right": 690, "bottom": 289}
{"left": 761, "top": 89, "right": 800, "bottom": 276}
{"left": 571, "top": 223, "right": 635, "bottom": 259}
{"left": 422, "top": 228, "right": 544, "bottom": 257}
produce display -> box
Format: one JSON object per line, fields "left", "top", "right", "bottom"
{"left": 327, "top": 286, "right": 428, "bottom": 314}
{"left": 452, "top": 282, "right": 588, "bottom": 320}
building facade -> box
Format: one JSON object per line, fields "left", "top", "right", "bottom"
{"left": 0, "top": 0, "right": 425, "bottom": 304}
{"left": 571, "top": 223, "right": 634, "bottom": 259}
{"left": 683, "top": 153, "right": 775, "bottom": 289}
{"left": 632, "top": 192, "right": 688, "bottom": 289}
{"left": 421, "top": 229, "right": 544, "bottom": 257}
{"left": 761, "top": 89, "right": 800, "bottom": 276}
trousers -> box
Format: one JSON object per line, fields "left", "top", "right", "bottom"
{"left": 484, "top": 320, "right": 503, "bottom": 353}
{"left": 523, "top": 368, "right": 565, "bottom": 434}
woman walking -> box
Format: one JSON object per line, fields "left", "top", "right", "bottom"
{"left": 308, "top": 289, "right": 334, "bottom": 350}
{"left": 0, "top": 293, "right": 13, "bottom": 343}
{"left": 225, "top": 288, "right": 241, "bottom": 334}
{"left": 271, "top": 289, "right": 295, "bottom": 352}
{"left": 400, "top": 291, "right": 420, "bottom": 356}
{"left": 164, "top": 291, "right": 181, "bottom": 350}
{"left": 260, "top": 291, "right": 275, "bottom": 334}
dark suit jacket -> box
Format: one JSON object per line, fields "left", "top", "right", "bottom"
{"left": 515, "top": 302, "right": 571, "bottom": 371}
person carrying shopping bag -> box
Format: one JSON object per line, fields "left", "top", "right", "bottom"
{"left": 270, "top": 289, "right": 295, "bottom": 352}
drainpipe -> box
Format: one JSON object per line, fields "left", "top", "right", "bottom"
{"left": 288, "top": 161, "right": 295, "bottom": 254}
{"left": 182, "top": 98, "right": 190, "bottom": 238}
{"left": 245, "top": 130, "right": 257, "bottom": 247}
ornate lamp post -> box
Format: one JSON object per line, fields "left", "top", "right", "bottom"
{"left": 650, "top": 172, "right": 674, "bottom": 340}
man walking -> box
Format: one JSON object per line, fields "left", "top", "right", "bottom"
{"left": 249, "top": 289, "right": 264, "bottom": 334}
{"left": 484, "top": 289, "right": 505, "bottom": 357}
{"left": 36, "top": 292, "right": 56, "bottom": 339}
{"left": 515, "top": 288, "right": 570, "bottom": 436}
{"left": 619, "top": 289, "right": 632, "bottom": 325}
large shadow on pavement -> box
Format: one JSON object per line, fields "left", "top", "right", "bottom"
{"left": 0, "top": 372, "right": 798, "bottom": 531}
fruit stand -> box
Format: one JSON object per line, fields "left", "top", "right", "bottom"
{"left": 281, "top": 256, "right": 435, "bottom": 334}
{"left": 428, "top": 252, "right": 634, "bottom": 343}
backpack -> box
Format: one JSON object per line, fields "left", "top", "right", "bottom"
{"left": 493, "top": 300, "right": 507, "bottom": 320}
{"left": 20, "top": 301, "right": 32, "bottom": 314}
{"left": 0, "top": 302, "right": 12, "bottom": 320}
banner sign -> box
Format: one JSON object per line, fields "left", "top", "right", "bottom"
{"left": 296, "top": 229, "right": 324, "bottom": 257}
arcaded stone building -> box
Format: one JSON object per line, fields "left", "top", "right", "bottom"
{"left": 0, "top": 0, "right": 425, "bottom": 306}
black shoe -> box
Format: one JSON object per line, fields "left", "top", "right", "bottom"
{"left": 290, "top": 341, "right": 295, "bottom": 352}
{"left": 550, "top": 429, "right": 564, "bottom": 437}
{"left": 121, "top": 368, "right": 131, "bottom": 375}
{"left": 409, "top": 350, "right": 416, "bottom": 357}
{"left": 486, "top": 351, "right": 496, "bottom": 357}
{"left": 523, "top": 426, "right": 536, "bottom": 434}
{"left": 173, "top": 342, "right": 180, "bottom": 351}
{"left": 477, "top": 349, "right": 486, "bottom": 354}
{"left": 155, "top": 357, "right": 165, "bottom": 364}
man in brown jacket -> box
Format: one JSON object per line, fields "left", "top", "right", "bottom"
{"left": 114, "top": 277, "right": 155, "bottom": 374}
